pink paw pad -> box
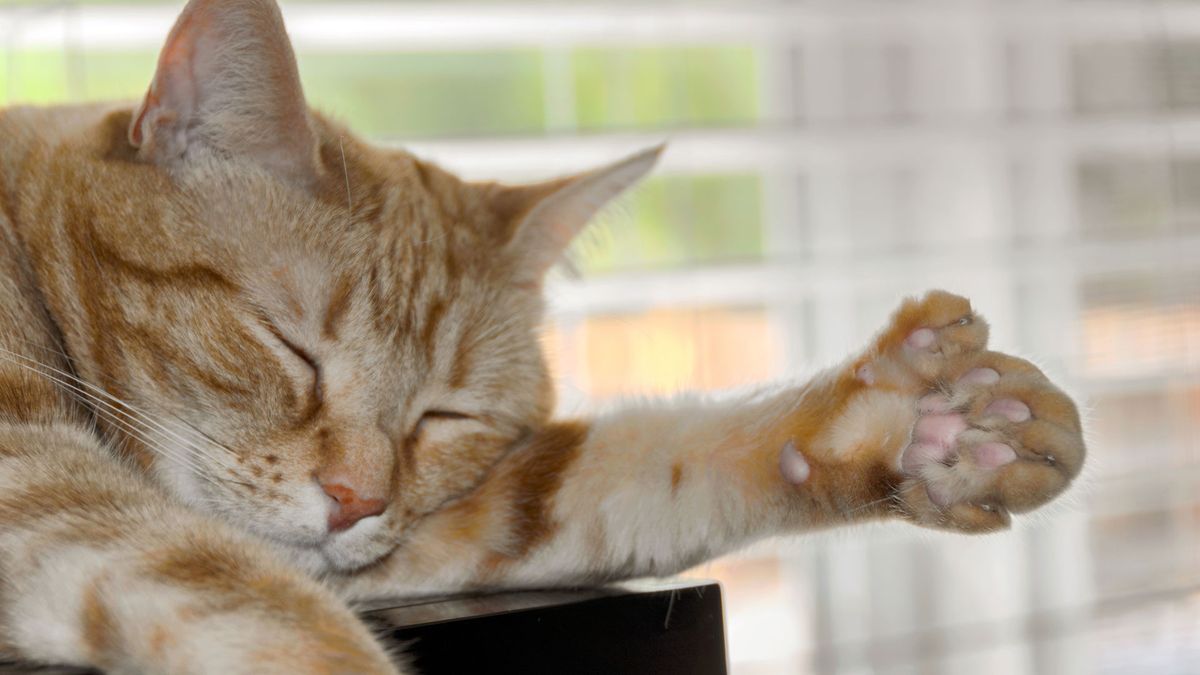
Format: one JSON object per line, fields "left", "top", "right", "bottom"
{"left": 926, "top": 481, "right": 955, "bottom": 507}
{"left": 901, "top": 441, "right": 953, "bottom": 474}
{"left": 959, "top": 367, "right": 1000, "bottom": 386}
{"left": 984, "top": 398, "right": 1031, "bottom": 422}
{"left": 972, "top": 442, "right": 1018, "bottom": 469}
{"left": 906, "top": 328, "right": 936, "bottom": 350}
{"left": 778, "top": 441, "right": 811, "bottom": 485}
{"left": 914, "top": 413, "right": 968, "bottom": 447}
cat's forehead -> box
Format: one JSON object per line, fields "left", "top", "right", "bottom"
{"left": 180, "top": 158, "right": 480, "bottom": 273}
{"left": 158, "top": 128, "right": 536, "bottom": 381}
{"left": 237, "top": 189, "right": 521, "bottom": 355}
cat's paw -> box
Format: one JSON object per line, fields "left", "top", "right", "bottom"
{"left": 863, "top": 291, "right": 1085, "bottom": 532}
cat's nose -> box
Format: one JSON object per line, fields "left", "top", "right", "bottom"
{"left": 320, "top": 481, "right": 387, "bottom": 533}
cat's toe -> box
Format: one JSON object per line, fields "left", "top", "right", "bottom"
{"left": 863, "top": 290, "right": 991, "bottom": 386}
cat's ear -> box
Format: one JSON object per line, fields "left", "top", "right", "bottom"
{"left": 492, "top": 145, "right": 664, "bottom": 282}
{"left": 128, "top": 0, "right": 318, "bottom": 185}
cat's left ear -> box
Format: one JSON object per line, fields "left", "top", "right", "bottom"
{"left": 128, "top": 0, "right": 319, "bottom": 186}
{"left": 490, "top": 145, "right": 664, "bottom": 283}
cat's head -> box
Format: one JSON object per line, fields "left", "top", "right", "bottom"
{"left": 55, "top": 0, "right": 658, "bottom": 573}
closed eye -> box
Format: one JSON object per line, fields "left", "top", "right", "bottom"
{"left": 423, "top": 410, "right": 471, "bottom": 421}
{"left": 412, "top": 410, "right": 472, "bottom": 439}
{"left": 277, "top": 334, "right": 320, "bottom": 376}
{"left": 258, "top": 316, "right": 323, "bottom": 416}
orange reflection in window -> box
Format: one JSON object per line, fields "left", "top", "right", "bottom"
{"left": 548, "top": 307, "right": 780, "bottom": 400}
{"left": 1081, "top": 304, "right": 1200, "bottom": 376}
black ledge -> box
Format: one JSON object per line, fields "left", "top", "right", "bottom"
{"left": 0, "top": 579, "right": 728, "bottom": 675}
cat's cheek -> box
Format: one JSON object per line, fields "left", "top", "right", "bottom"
{"left": 152, "top": 450, "right": 213, "bottom": 508}
{"left": 207, "top": 478, "right": 331, "bottom": 550}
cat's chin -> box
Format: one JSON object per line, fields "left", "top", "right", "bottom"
{"left": 271, "top": 531, "right": 398, "bottom": 575}
{"left": 318, "top": 541, "right": 396, "bottom": 574}
{"left": 282, "top": 544, "right": 335, "bottom": 576}
{"left": 273, "top": 540, "right": 394, "bottom": 575}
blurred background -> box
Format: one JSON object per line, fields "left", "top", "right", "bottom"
{"left": 2, "top": 0, "right": 1198, "bottom": 673}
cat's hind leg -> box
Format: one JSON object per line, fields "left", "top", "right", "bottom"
{"left": 0, "top": 421, "right": 405, "bottom": 674}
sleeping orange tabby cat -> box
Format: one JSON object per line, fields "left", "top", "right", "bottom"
{"left": 0, "top": 0, "right": 1085, "bottom": 672}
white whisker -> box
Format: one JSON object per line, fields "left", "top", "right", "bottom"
{"left": 0, "top": 343, "right": 237, "bottom": 468}
{"left": 842, "top": 494, "right": 896, "bottom": 517}
{"left": 339, "top": 136, "right": 353, "bottom": 213}
{"left": 0, "top": 347, "right": 241, "bottom": 490}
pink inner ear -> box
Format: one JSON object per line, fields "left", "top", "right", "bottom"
{"left": 129, "top": 92, "right": 152, "bottom": 147}
{"left": 502, "top": 145, "right": 663, "bottom": 284}
{"left": 126, "top": 0, "right": 318, "bottom": 184}
{"left": 129, "top": 4, "right": 205, "bottom": 149}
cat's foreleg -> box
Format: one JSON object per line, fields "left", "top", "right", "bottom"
{"left": 339, "top": 290, "right": 1085, "bottom": 599}
{"left": 0, "top": 423, "right": 401, "bottom": 674}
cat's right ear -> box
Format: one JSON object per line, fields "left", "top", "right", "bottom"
{"left": 129, "top": 0, "right": 319, "bottom": 186}
{"left": 489, "top": 145, "right": 664, "bottom": 286}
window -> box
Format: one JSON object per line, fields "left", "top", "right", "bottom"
{"left": 5, "top": 1, "right": 1197, "bottom": 672}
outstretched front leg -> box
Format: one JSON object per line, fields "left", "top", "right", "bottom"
{"left": 338, "top": 291, "right": 1085, "bottom": 599}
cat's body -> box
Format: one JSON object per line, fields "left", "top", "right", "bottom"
{"left": 0, "top": 1, "right": 1085, "bottom": 673}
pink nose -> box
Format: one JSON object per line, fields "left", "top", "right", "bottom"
{"left": 320, "top": 482, "right": 387, "bottom": 533}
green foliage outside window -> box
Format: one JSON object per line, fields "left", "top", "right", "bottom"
{"left": 0, "top": 41, "right": 765, "bottom": 270}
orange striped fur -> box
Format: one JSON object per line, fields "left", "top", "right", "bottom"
{"left": 0, "top": 1, "right": 1086, "bottom": 672}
